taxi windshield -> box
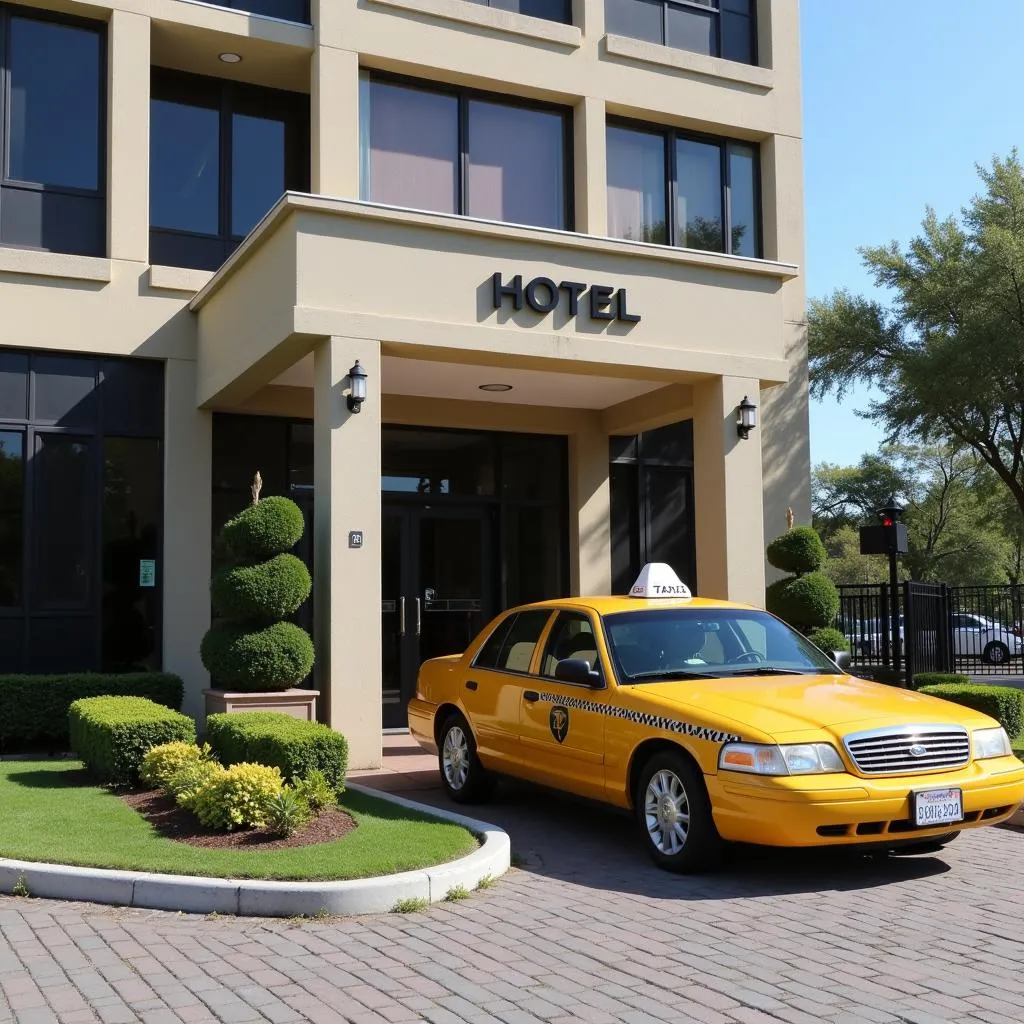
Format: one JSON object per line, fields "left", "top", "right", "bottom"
{"left": 602, "top": 608, "right": 842, "bottom": 682}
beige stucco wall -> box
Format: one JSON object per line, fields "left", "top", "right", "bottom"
{"left": 0, "top": 0, "right": 808, "bottom": 766}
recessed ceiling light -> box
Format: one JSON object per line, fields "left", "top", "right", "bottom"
{"left": 219, "top": 52, "right": 242, "bottom": 64}
{"left": 478, "top": 383, "right": 513, "bottom": 392}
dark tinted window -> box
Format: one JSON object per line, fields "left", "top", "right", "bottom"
{"left": 231, "top": 0, "right": 309, "bottom": 20}
{"left": 0, "top": 430, "right": 24, "bottom": 608}
{"left": 7, "top": 16, "right": 101, "bottom": 189}
{"left": 33, "top": 356, "right": 97, "bottom": 426}
{"left": 150, "top": 70, "right": 309, "bottom": 270}
{"left": 102, "top": 438, "right": 162, "bottom": 671}
{"left": 150, "top": 99, "right": 220, "bottom": 234}
{"left": 0, "top": 352, "right": 28, "bottom": 420}
{"left": 607, "top": 121, "right": 760, "bottom": 257}
{"left": 361, "top": 74, "right": 570, "bottom": 232}
{"left": 541, "top": 612, "right": 599, "bottom": 676}
{"left": 468, "top": 0, "right": 570, "bottom": 23}
{"left": 474, "top": 614, "right": 517, "bottom": 669}
{"left": 1, "top": 10, "right": 105, "bottom": 256}
{"left": 34, "top": 434, "right": 93, "bottom": 609}
{"left": 604, "top": 0, "right": 755, "bottom": 64}
{"left": 504, "top": 505, "right": 563, "bottom": 607}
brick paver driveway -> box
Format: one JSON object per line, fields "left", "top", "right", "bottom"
{"left": 2, "top": 774, "right": 1023, "bottom": 1024}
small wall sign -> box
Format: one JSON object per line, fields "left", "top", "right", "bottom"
{"left": 490, "top": 273, "right": 641, "bottom": 324}
{"left": 139, "top": 559, "right": 156, "bottom": 588}
{"left": 349, "top": 531, "right": 364, "bottom": 549}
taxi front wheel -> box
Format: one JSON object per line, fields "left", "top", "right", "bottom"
{"left": 636, "top": 751, "right": 722, "bottom": 873}
{"left": 438, "top": 713, "right": 495, "bottom": 804}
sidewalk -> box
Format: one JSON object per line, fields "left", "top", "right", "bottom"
{"left": 348, "top": 732, "right": 439, "bottom": 793}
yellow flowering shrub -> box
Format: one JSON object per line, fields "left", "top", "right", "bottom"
{"left": 192, "top": 762, "right": 283, "bottom": 830}
{"left": 139, "top": 741, "right": 214, "bottom": 790}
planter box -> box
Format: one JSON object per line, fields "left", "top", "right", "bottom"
{"left": 202, "top": 688, "right": 319, "bottom": 723}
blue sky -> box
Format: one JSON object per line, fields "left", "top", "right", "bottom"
{"left": 802, "top": 0, "right": 1024, "bottom": 468}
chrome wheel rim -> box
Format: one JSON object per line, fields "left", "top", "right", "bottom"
{"left": 442, "top": 726, "right": 470, "bottom": 790}
{"left": 644, "top": 769, "right": 690, "bottom": 855}
{"left": 990, "top": 645, "right": 1007, "bottom": 664}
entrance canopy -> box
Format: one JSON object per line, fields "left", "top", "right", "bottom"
{"left": 190, "top": 193, "right": 797, "bottom": 425}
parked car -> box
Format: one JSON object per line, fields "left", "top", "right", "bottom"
{"left": 851, "top": 613, "right": 1022, "bottom": 666}
{"left": 408, "top": 563, "right": 1024, "bottom": 873}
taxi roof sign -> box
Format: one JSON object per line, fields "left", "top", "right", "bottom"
{"left": 629, "top": 563, "right": 692, "bottom": 600}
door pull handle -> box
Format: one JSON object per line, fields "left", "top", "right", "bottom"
{"left": 399, "top": 597, "right": 406, "bottom": 637}
{"left": 523, "top": 690, "right": 539, "bottom": 703}
{"left": 466, "top": 680, "right": 478, "bottom": 691}
{"left": 415, "top": 597, "right": 422, "bottom": 636}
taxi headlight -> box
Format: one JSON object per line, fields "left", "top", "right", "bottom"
{"left": 719, "top": 742, "right": 845, "bottom": 776}
{"left": 972, "top": 727, "right": 1012, "bottom": 759}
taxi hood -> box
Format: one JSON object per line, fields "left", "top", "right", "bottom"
{"left": 629, "top": 672, "right": 992, "bottom": 740}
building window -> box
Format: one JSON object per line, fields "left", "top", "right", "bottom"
{"left": 607, "top": 121, "right": 760, "bottom": 257}
{"left": 0, "top": 8, "right": 105, "bottom": 257}
{"left": 464, "top": 0, "right": 571, "bottom": 24}
{"left": 360, "top": 73, "right": 571, "bottom": 232}
{"left": 220, "top": 0, "right": 310, "bottom": 21}
{"left": 149, "top": 69, "right": 309, "bottom": 271}
{"left": 0, "top": 352, "right": 165, "bottom": 674}
{"left": 605, "top": 0, "right": 756, "bottom": 65}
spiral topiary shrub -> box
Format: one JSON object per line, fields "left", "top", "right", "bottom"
{"left": 766, "top": 525, "right": 826, "bottom": 575}
{"left": 765, "top": 523, "right": 840, "bottom": 638}
{"left": 201, "top": 495, "right": 314, "bottom": 693}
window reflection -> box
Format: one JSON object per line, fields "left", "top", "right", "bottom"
{"left": 606, "top": 126, "right": 667, "bottom": 244}
{"left": 150, "top": 99, "right": 220, "bottom": 235}
{"left": 8, "top": 17, "right": 101, "bottom": 190}
{"left": 676, "top": 137, "right": 724, "bottom": 252}
{"left": 232, "top": 113, "right": 286, "bottom": 236}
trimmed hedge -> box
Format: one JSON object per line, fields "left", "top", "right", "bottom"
{"left": 766, "top": 571, "right": 840, "bottom": 630}
{"left": 0, "top": 672, "right": 184, "bottom": 749}
{"left": 205, "top": 712, "right": 349, "bottom": 792}
{"left": 200, "top": 621, "right": 315, "bottom": 692}
{"left": 918, "top": 683, "right": 1024, "bottom": 738}
{"left": 913, "top": 673, "right": 971, "bottom": 690}
{"left": 69, "top": 696, "right": 195, "bottom": 786}
{"left": 766, "top": 526, "right": 826, "bottom": 575}
{"left": 806, "top": 627, "right": 850, "bottom": 655}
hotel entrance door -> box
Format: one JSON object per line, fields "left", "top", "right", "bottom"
{"left": 381, "top": 505, "right": 492, "bottom": 729}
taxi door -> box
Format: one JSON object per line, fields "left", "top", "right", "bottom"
{"left": 516, "top": 609, "right": 607, "bottom": 800}
{"left": 460, "top": 608, "right": 554, "bottom": 772}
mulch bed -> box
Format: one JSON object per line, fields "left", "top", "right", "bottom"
{"left": 121, "top": 790, "right": 358, "bottom": 851}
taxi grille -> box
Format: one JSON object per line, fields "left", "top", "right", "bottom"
{"left": 843, "top": 726, "right": 970, "bottom": 775}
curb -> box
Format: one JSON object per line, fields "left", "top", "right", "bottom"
{"left": 0, "top": 783, "right": 509, "bottom": 918}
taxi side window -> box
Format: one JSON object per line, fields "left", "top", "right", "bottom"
{"left": 542, "top": 612, "right": 599, "bottom": 677}
{"left": 475, "top": 609, "right": 552, "bottom": 674}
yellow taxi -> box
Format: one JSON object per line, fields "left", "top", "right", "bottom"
{"left": 407, "top": 564, "right": 1024, "bottom": 872}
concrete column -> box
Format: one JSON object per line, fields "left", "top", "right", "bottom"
{"left": 574, "top": 96, "right": 607, "bottom": 236}
{"left": 163, "top": 358, "right": 212, "bottom": 722}
{"left": 313, "top": 337, "right": 382, "bottom": 769}
{"left": 569, "top": 414, "right": 611, "bottom": 596}
{"left": 311, "top": 46, "right": 360, "bottom": 198}
{"left": 107, "top": 10, "right": 150, "bottom": 263}
{"left": 692, "top": 376, "right": 765, "bottom": 606}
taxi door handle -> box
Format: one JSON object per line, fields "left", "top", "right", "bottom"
{"left": 465, "top": 680, "right": 478, "bottom": 691}
{"left": 523, "top": 690, "right": 539, "bottom": 703}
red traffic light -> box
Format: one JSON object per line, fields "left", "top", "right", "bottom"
{"left": 882, "top": 516, "right": 894, "bottom": 528}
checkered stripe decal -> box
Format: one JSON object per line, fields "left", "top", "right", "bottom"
{"left": 534, "top": 691, "right": 741, "bottom": 744}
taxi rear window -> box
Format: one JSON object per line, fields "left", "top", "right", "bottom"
{"left": 474, "top": 609, "right": 552, "bottom": 673}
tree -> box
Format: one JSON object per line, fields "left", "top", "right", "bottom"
{"left": 809, "top": 152, "right": 1024, "bottom": 519}
{"left": 822, "top": 525, "right": 889, "bottom": 587}
{"left": 812, "top": 456, "right": 904, "bottom": 536}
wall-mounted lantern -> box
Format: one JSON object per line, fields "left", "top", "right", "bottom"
{"left": 736, "top": 395, "right": 757, "bottom": 440}
{"left": 347, "top": 360, "right": 368, "bottom": 414}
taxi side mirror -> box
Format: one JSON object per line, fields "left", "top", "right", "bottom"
{"left": 832, "top": 650, "right": 852, "bottom": 673}
{"left": 554, "top": 658, "right": 602, "bottom": 688}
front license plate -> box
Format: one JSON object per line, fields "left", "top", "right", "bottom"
{"left": 912, "top": 788, "right": 964, "bottom": 827}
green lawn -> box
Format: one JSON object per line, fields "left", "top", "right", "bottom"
{"left": 0, "top": 760, "right": 476, "bottom": 881}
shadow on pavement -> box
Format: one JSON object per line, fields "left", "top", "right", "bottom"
{"left": 400, "top": 776, "right": 953, "bottom": 900}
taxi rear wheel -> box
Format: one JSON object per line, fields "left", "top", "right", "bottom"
{"left": 438, "top": 713, "right": 494, "bottom": 804}
{"left": 636, "top": 750, "right": 721, "bottom": 873}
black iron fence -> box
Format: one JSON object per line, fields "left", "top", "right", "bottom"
{"left": 837, "top": 582, "right": 1024, "bottom": 678}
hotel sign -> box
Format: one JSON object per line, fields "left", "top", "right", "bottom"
{"left": 490, "top": 273, "right": 640, "bottom": 324}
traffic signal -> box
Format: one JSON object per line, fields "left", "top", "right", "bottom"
{"left": 859, "top": 501, "right": 909, "bottom": 556}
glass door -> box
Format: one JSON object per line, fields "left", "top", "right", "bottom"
{"left": 381, "top": 505, "right": 491, "bottom": 729}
